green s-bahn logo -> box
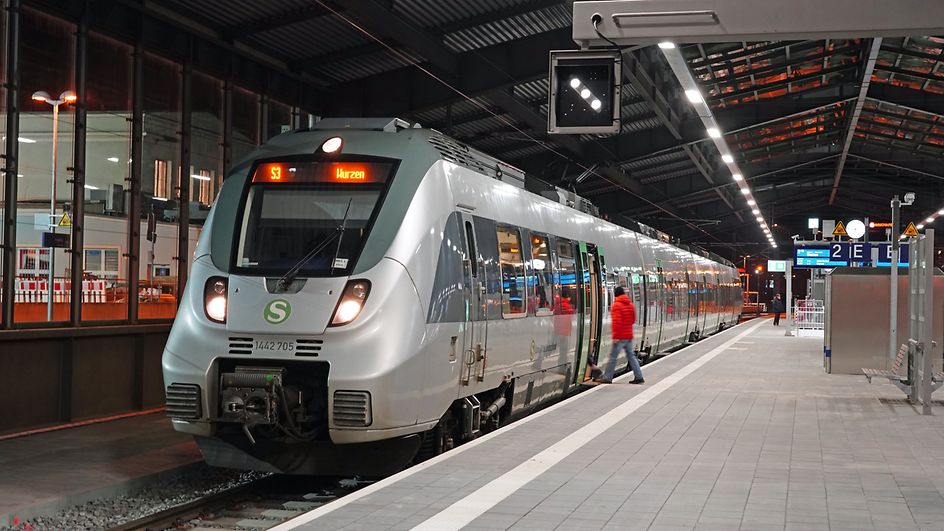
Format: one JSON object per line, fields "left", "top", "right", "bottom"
{"left": 264, "top": 299, "right": 292, "bottom": 324}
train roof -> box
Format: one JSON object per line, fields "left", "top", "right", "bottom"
{"left": 256, "top": 118, "right": 737, "bottom": 270}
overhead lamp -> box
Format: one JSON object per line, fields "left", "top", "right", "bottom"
{"left": 686, "top": 89, "right": 703, "bottom": 104}
{"left": 18, "top": 137, "right": 36, "bottom": 144}
{"left": 747, "top": 199, "right": 756, "bottom": 206}
{"left": 658, "top": 41, "right": 676, "bottom": 49}
{"left": 706, "top": 127, "right": 721, "bottom": 138}
{"left": 31, "top": 90, "right": 50, "bottom": 102}
{"left": 721, "top": 154, "right": 734, "bottom": 164}
{"left": 926, "top": 217, "right": 935, "bottom": 223}
{"left": 752, "top": 208, "right": 760, "bottom": 215}
{"left": 740, "top": 188, "right": 750, "bottom": 195}
{"left": 939, "top": 209, "right": 944, "bottom": 215}
{"left": 191, "top": 174, "right": 211, "bottom": 181}
{"left": 732, "top": 173, "right": 743, "bottom": 181}
{"left": 84, "top": 184, "right": 99, "bottom": 190}
{"left": 107, "top": 157, "right": 119, "bottom": 163}
{"left": 917, "top": 224, "right": 925, "bottom": 229}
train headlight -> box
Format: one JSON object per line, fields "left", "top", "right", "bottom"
{"left": 330, "top": 279, "right": 371, "bottom": 326}
{"left": 204, "top": 277, "right": 228, "bottom": 324}
{"left": 321, "top": 136, "right": 343, "bottom": 154}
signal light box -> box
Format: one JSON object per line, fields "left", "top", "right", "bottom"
{"left": 548, "top": 49, "right": 621, "bottom": 134}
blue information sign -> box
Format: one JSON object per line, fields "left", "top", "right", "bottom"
{"left": 875, "top": 243, "right": 909, "bottom": 267}
{"left": 827, "top": 242, "right": 871, "bottom": 263}
{"left": 794, "top": 246, "right": 848, "bottom": 268}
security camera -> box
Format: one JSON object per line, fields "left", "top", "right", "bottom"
{"left": 791, "top": 234, "right": 800, "bottom": 240}
{"left": 903, "top": 192, "right": 916, "bottom": 205}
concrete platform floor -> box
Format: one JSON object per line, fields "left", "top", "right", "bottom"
{"left": 0, "top": 412, "right": 200, "bottom": 525}
{"left": 274, "top": 318, "right": 944, "bottom": 531}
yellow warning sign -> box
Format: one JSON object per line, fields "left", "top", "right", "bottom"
{"left": 57, "top": 212, "right": 72, "bottom": 228}
{"left": 832, "top": 220, "right": 847, "bottom": 237}
{"left": 902, "top": 222, "right": 919, "bottom": 238}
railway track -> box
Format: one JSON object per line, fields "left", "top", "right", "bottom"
{"left": 109, "top": 476, "right": 369, "bottom": 531}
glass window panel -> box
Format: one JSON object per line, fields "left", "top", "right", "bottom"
{"left": 231, "top": 86, "right": 258, "bottom": 167}
{"left": 266, "top": 99, "right": 292, "bottom": 140}
{"left": 190, "top": 72, "right": 222, "bottom": 226}
{"left": 497, "top": 225, "right": 525, "bottom": 317}
{"left": 0, "top": 1, "right": 5, "bottom": 320}
{"left": 530, "top": 234, "right": 553, "bottom": 316}
{"left": 140, "top": 53, "right": 180, "bottom": 319}
{"left": 83, "top": 32, "right": 131, "bottom": 321}
{"left": 14, "top": 7, "right": 75, "bottom": 323}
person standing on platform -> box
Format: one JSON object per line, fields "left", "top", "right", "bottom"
{"left": 771, "top": 293, "right": 785, "bottom": 326}
{"left": 596, "top": 286, "right": 644, "bottom": 384}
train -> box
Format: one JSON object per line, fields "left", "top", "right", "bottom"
{"left": 161, "top": 118, "right": 743, "bottom": 476}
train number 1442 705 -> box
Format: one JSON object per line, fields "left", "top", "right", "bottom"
{"left": 254, "top": 340, "right": 294, "bottom": 352}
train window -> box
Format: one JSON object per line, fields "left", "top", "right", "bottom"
{"left": 530, "top": 234, "right": 553, "bottom": 316}
{"left": 464, "top": 221, "right": 477, "bottom": 277}
{"left": 496, "top": 226, "right": 526, "bottom": 318}
{"left": 555, "top": 239, "right": 578, "bottom": 316}
{"left": 472, "top": 217, "right": 502, "bottom": 320}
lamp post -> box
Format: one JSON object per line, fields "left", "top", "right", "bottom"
{"left": 31, "top": 90, "right": 76, "bottom": 321}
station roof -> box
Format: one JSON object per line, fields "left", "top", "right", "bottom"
{"left": 145, "top": 0, "right": 944, "bottom": 257}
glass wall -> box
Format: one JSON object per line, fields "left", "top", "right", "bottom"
{"left": 14, "top": 7, "right": 75, "bottom": 323}
{"left": 140, "top": 53, "right": 181, "bottom": 319}
{"left": 231, "top": 86, "right": 258, "bottom": 168}
{"left": 83, "top": 32, "right": 132, "bottom": 321}
{"left": 190, "top": 72, "right": 223, "bottom": 224}
{"left": 1, "top": 5, "right": 317, "bottom": 328}
{"left": 267, "top": 99, "right": 292, "bottom": 141}
{"left": 0, "top": 1, "right": 6, "bottom": 323}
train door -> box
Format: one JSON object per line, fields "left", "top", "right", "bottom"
{"left": 631, "top": 272, "right": 646, "bottom": 350}
{"left": 699, "top": 274, "right": 709, "bottom": 337}
{"left": 683, "top": 268, "right": 693, "bottom": 340}
{"left": 572, "top": 242, "right": 602, "bottom": 385}
{"left": 459, "top": 214, "right": 487, "bottom": 387}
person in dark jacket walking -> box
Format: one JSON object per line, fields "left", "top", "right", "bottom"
{"left": 771, "top": 294, "right": 785, "bottom": 326}
{"left": 596, "top": 286, "right": 644, "bottom": 384}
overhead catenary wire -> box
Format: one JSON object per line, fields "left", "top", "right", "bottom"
{"left": 311, "top": 0, "right": 725, "bottom": 244}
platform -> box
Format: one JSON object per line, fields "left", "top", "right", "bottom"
{"left": 0, "top": 412, "right": 201, "bottom": 526}
{"left": 273, "top": 318, "right": 944, "bottom": 531}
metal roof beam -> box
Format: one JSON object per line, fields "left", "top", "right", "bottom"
{"left": 225, "top": 5, "right": 332, "bottom": 36}
{"left": 338, "top": 0, "right": 457, "bottom": 75}
{"left": 438, "top": 0, "right": 564, "bottom": 34}
{"left": 867, "top": 83, "right": 944, "bottom": 117}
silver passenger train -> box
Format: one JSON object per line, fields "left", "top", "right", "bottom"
{"left": 162, "top": 118, "right": 743, "bottom": 475}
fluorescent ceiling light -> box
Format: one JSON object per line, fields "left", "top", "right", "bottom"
{"left": 926, "top": 217, "right": 935, "bottom": 223}
{"left": 18, "top": 137, "right": 36, "bottom": 143}
{"left": 939, "top": 209, "right": 944, "bottom": 215}
{"left": 153, "top": 197, "right": 168, "bottom": 201}
{"left": 707, "top": 127, "right": 721, "bottom": 138}
{"left": 740, "top": 188, "right": 750, "bottom": 195}
{"left": 732, "top": 173, "right": 743, "bottom": 181}
{"left": 747, "top": 199, "right": 756, "bottom": 206}
{"left": 191, "top": 174, "right": 211, "bottom": 181}
{"left": 658, "top": 41, "right": 676, "bottom": 49}
{"left": 686, "top": 89, "right": 703, "bottom": 104}
{"left": 84, "top": 184, "right": 99, "bottom": 190}
{"left": 721, "top": 154, "right": 734, "bottom": 163}
{"left": 752, "top": 208, "right": 760, "bottom": 214}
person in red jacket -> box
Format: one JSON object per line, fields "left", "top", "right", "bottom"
{"left": 596, "top": 286, "right": 644, "bottom": 384}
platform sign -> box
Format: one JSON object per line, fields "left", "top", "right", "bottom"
{"left": 767, "top": 260, "right": 787, "bottom": 272}
{"left": 41, "top": 232, "right": 70, "bottom": 248}
{"left": 829, "top": 242, "right": 871, "bottom": 263}
{"left": 875, "top": 243, "right": 910, "bottom": 267}
{"left": 794, "top": 246, "right": 848, "bottom": 268}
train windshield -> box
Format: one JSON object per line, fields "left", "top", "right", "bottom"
{"left": 234, "top": 159, "right": 396, "bottom": 277}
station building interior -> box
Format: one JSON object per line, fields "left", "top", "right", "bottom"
{"left": 1, "top": 0, "right": 944, "bottom": 529}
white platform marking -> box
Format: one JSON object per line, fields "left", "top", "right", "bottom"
{"left": 412, "top": 319, "right": 765, "bottom": 530}
{"left": 269, "top": 318, "right": 760, "bottom": 531}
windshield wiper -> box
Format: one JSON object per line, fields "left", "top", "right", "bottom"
{"left": 330, "top": 199, "right": 354, "bottom": 275}
{"left": 275, "top": 199, "right": 353, "bottom": 292}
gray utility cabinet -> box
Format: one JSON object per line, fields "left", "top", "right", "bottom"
{"left": 825, "top": 267, "right": 944, "bottom": 375}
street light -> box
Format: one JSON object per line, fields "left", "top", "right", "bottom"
{"left": 32, "top": 89, "right": 76, "bottom": 321}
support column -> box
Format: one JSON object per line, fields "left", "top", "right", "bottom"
{"left": 176, "top": 41, "right": 192, "bottom": 305}
{"left": 222, "top": 75, "right": 232, "bottom": 175}
{"left": 69, "top": 1, "right": 89, "bottom": 325}
{"left": 127, "top": 42, "right": 143, "bottom": 323}
{"left": 1, "top": 0, "right": 20, "bottom": 328}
